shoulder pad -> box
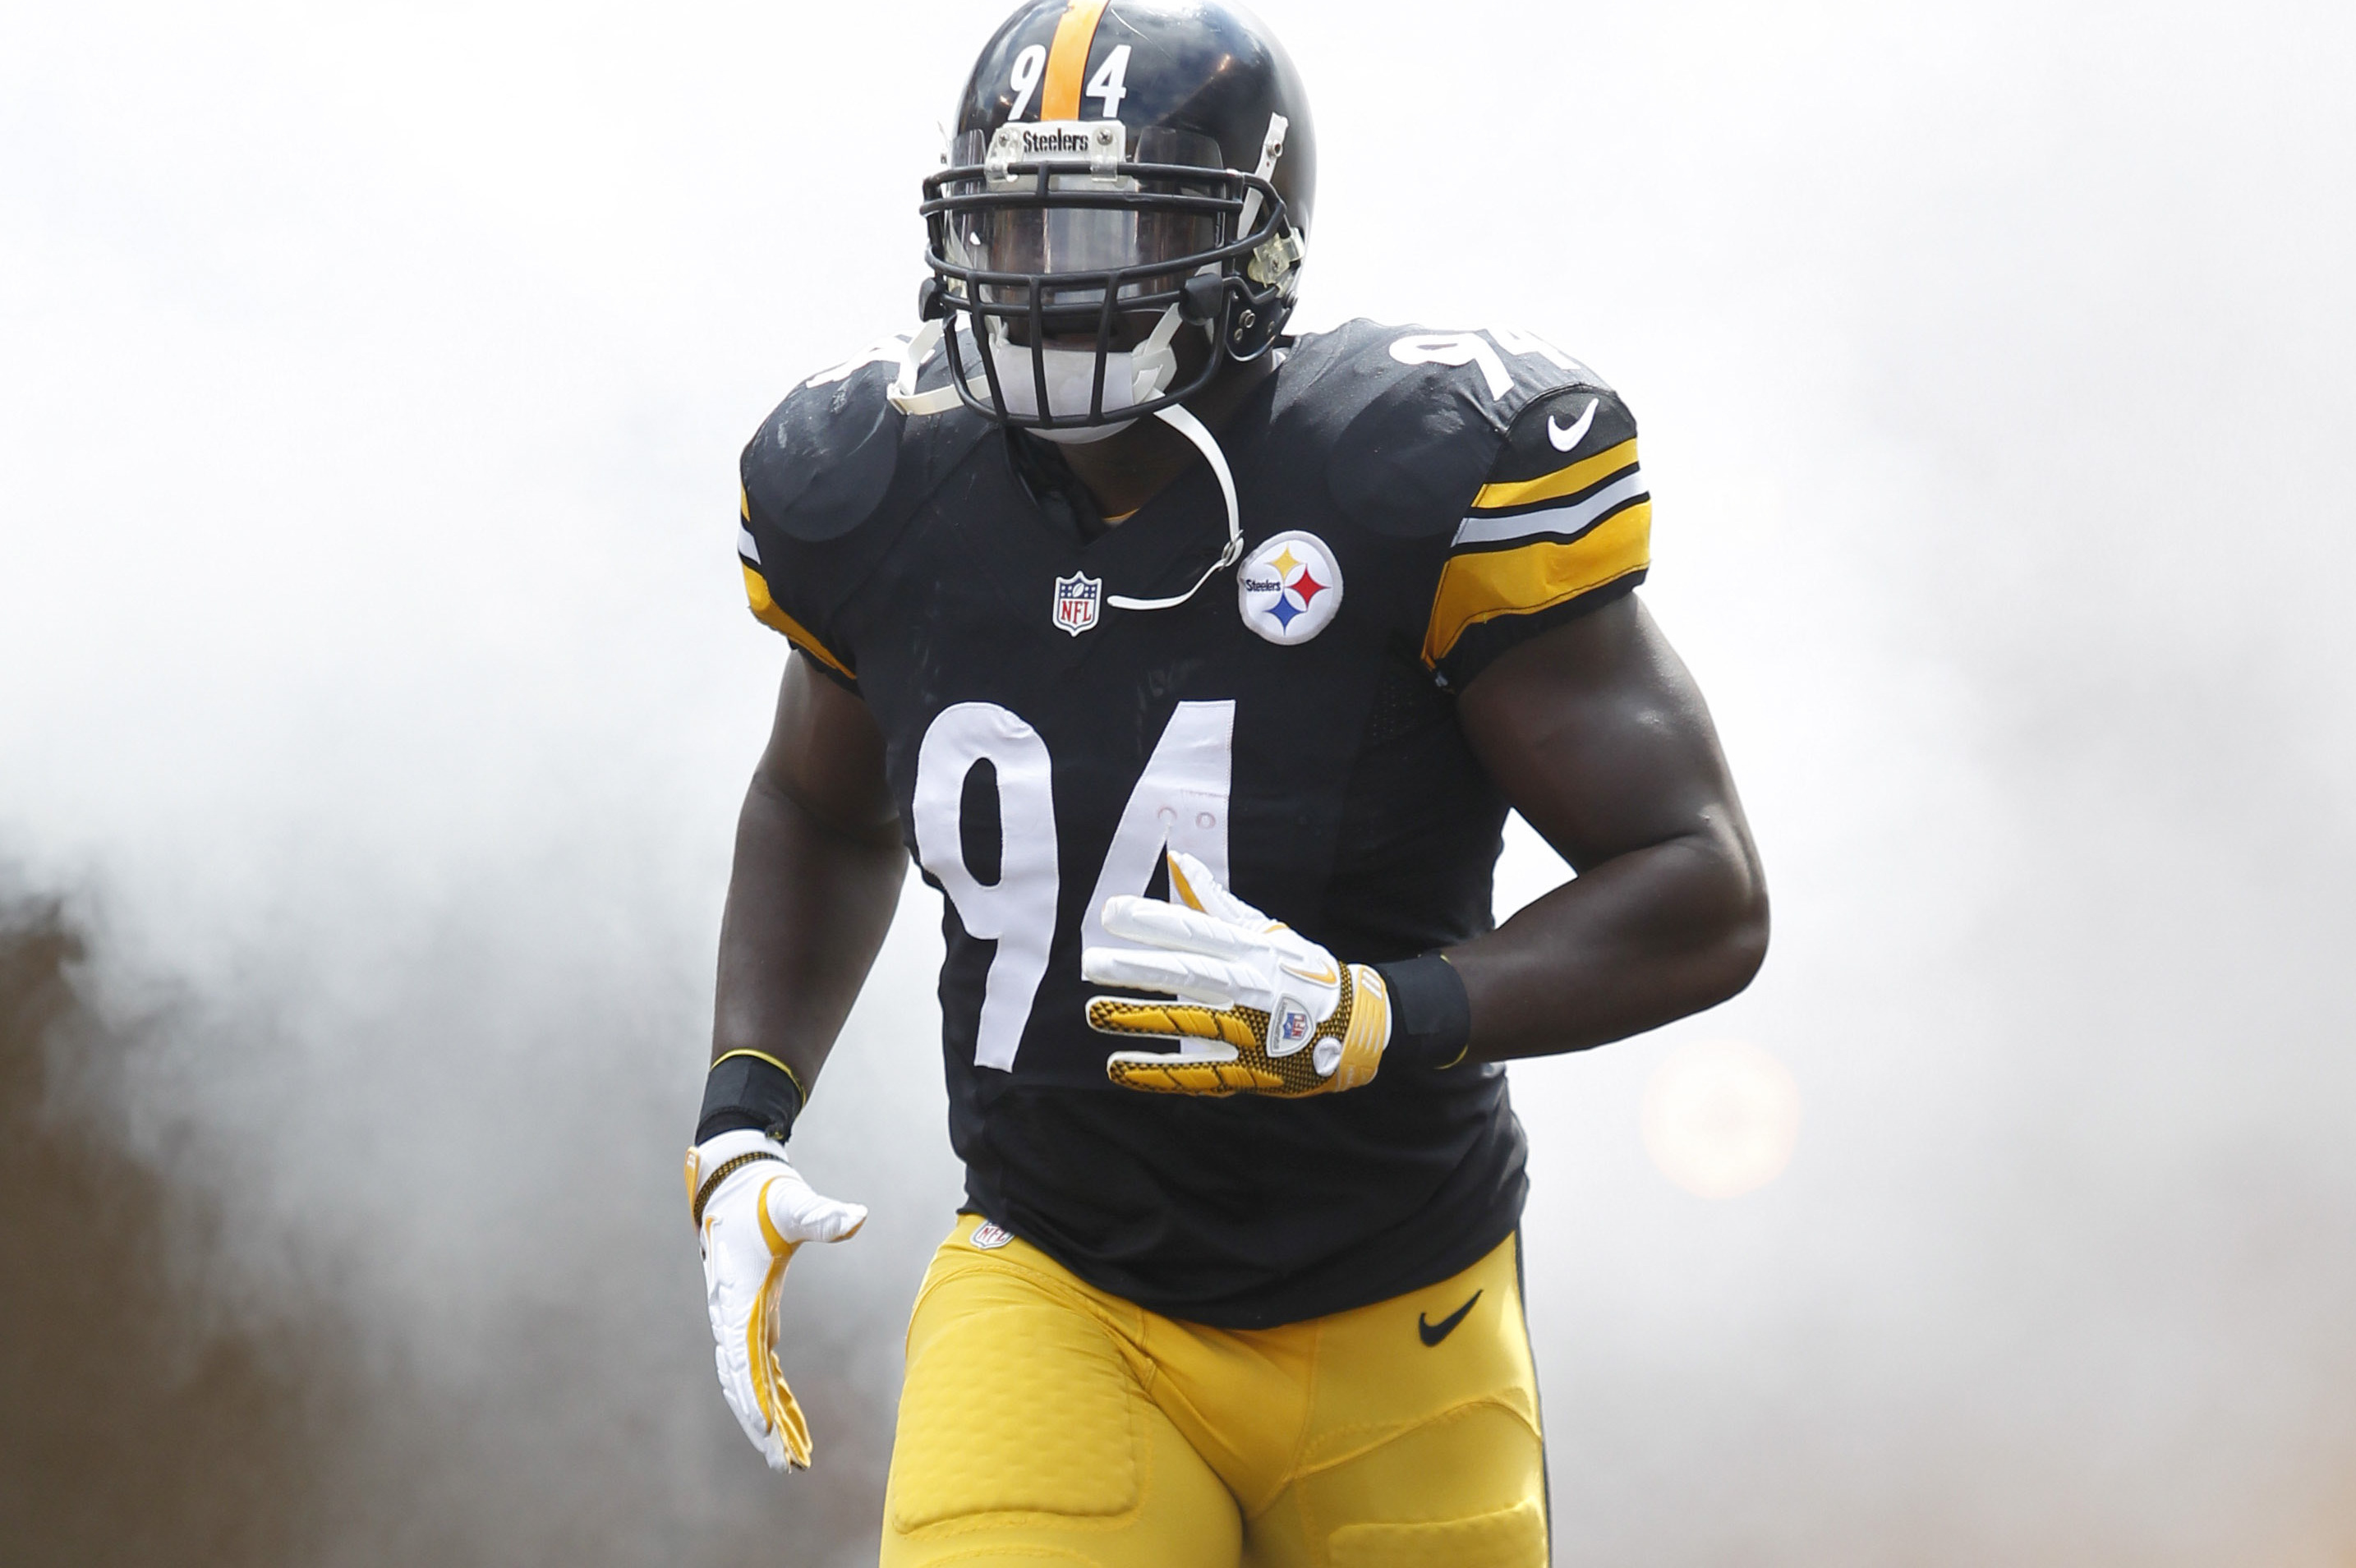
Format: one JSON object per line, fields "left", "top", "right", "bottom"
{"left": 1275, "top": 322, "right": 1615, "bottom": 538}
{"left": 740, "top": 333, "right": 990, "bottom": 545}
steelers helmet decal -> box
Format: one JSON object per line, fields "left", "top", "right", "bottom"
{"left": 1236, "top": 530, "right": 1343, "bottom": 645}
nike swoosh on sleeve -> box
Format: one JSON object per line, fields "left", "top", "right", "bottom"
{"left": 1547, "top": 398, "right": 1599, "bottom": 452}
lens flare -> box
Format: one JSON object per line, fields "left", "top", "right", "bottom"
{"left": 1640, "top": 1038, "right": 1802, "bottom": 1199}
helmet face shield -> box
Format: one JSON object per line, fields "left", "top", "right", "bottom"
{"left": 943, "top": 126, "right": 1226, "bottom": 325}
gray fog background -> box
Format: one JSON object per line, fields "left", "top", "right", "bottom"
{"left": 4, "top": 0, "right": 2352, "bottom": 1562}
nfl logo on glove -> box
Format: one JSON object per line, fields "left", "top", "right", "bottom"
{"left": 1277, "top": 1004, "right": 1313, "bottom": 1048}
{"left": 1052, "top": 572, "right": 1102, "bottom": 637}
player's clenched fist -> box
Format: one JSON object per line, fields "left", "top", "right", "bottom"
{"left": 1084, "top": 851, "right": 1391, "bottom": 1097}
{"left": 685, "top": 1130, "right": 866, "bottom": 1471}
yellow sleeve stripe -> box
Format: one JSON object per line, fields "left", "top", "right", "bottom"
{"left": 741, "top": 562, "right": 855, "bottom": 680}
{"left": 1422, "top": 500, "right": 1651, "bottom": 668}
{"left": 738, "top": 487, "right": 763, "bottom": 565}
{"left": 1041, "top": 0, "right": 1110, "bottom": 120}
{"left": 1470, "top": 438, "right": 1640, "bottom": 513}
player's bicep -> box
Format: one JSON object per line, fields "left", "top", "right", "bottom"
{"left": 752, "top": 652, "right": 900, "bottom": 841}
{"left": 1453, "top": 594, "right": 1752, "bottom": 876}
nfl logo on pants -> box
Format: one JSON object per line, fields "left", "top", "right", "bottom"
{"left": 1052, "top": 572, "right": 1102, "bottom": 637}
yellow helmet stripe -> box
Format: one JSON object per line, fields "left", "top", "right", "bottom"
{"left": 1041, "top": 0, "right": 1111, "bottom": 121}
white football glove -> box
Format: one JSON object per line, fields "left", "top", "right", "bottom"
{"left": 684, "top": 1129, "right": 866, "bottom": 1472}
{"left": 1082, "top": 851, "right": 1391, "bottom": 1097}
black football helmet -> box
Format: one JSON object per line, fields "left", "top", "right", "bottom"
{"left": 914, "top": 0, "right": 1315, "bottom": 435}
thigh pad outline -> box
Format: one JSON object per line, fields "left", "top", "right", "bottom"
{"left": 1326, "top": 1497, "right": 1548, "bottom": 1568}
{"left": 890, "top": 1301, "right": 1143, "bottom": 1532}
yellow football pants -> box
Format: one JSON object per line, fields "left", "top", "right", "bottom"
{"left": 879, "top": 1216, "right": 1548, "bottom": 1568}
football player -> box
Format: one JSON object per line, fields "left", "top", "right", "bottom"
{"left": 685, "top": 2, "right": 1768, "bottom": 1563}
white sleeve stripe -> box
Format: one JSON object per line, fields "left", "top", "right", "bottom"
{"left": 1450, "top": 469, "right": 1649, "bottom": 549}
{"left": 738, "top": 525, "right": 762, "bottom": 565}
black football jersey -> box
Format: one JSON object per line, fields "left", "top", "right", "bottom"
{"left": 737, "top": 320, "right": 1650, "bottom": 1327}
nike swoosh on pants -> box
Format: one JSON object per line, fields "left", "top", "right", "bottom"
{"left": 1417, "top": 1289, "right": 1483, "bottom": 1346}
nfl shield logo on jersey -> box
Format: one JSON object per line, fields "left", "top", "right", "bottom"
{"left": 1053, "top": 571, "right": 1102, "bottom": 637}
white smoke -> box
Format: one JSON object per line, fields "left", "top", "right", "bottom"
{"left": 2, "top": 0, "right": 2351, "bottom": 1562}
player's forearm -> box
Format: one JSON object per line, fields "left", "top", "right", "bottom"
{"left": 711, "top": 770, "right": 906, "bottom": 1093}
{"left": 1444, "top": 821, "right": 1767, "bottom": 1063}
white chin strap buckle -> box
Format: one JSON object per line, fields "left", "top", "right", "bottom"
{"left": 1125, "top": 301, "right": 1185, "bottom": 403}
{"left": 886, "top": 320, "right": 960, "bottom": 416}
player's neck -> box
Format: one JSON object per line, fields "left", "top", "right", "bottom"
{"left": 1050, "top": 354, "right": 1277, "bottom": 523}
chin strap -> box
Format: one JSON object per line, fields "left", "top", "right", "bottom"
{"left": 890, "top": 324, "right": 1240, "bottom": 615}
{"left": 1234, "top": 113, "right": 1289, "bottom": 247}
{"left": 885, "top": 255, "right": 1247, "bottom": 616}
{"left": 890, "top": 306, "right": 1189, "bottom": 421}
{"left": 1104, "top": 402, "right": 1243, "bottom": 613}
{"left": 887, "top": 320, "right": 959, "bottom": 416}
{"left": 1125, "top": 303, "right": 1187, "bottom": 405}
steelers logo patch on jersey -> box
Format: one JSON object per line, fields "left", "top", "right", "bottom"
{"left": 1236, "top": 531, "right": 1344, "bottom": 645}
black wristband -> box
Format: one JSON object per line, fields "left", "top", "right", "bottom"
{"left": 1372, "top": 953, "right": 1474, "bottom": 1070}
{"left": 696, "top": 1051, "right": 807, "bottom": 1144}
